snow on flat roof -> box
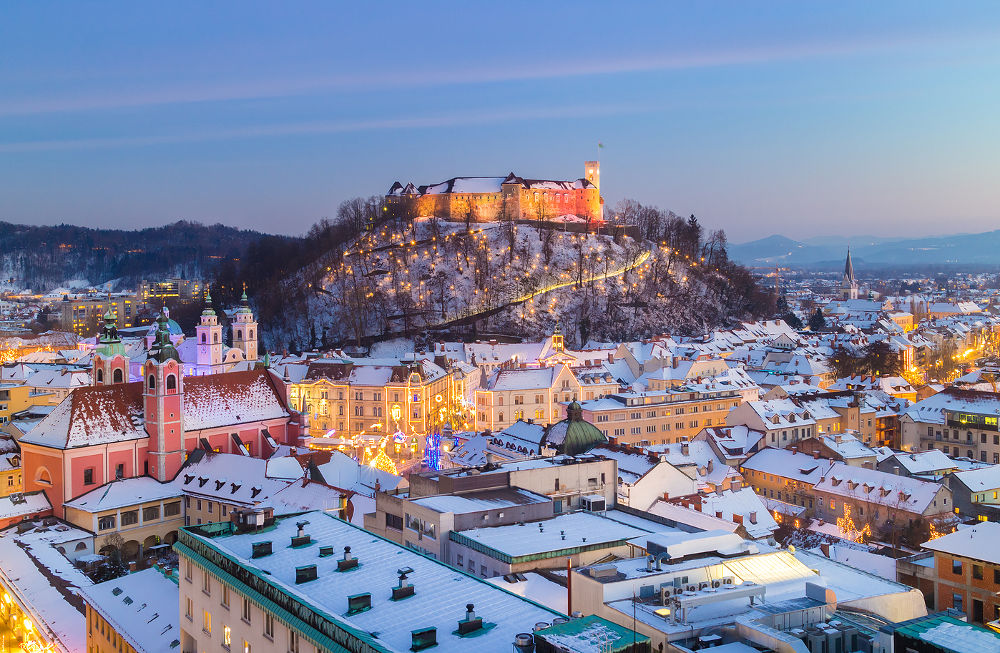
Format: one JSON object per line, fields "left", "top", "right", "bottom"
{"left": 187, "top": 511, "right": 563, "bottom": 653}
{"left": 411, "top": 488, "right": 550, "bottom": 514}
{"left": 64, "top": 477, "right": 180, "bottom": 512}
{"left": 454, "top": 511, "right": 651, "bottom": 558}
{"left": 0, "top": 490, "right": 51, "bottom": 520}
{"left": 78, "top": 568, "right": 180, "bottom": 652}
{"left": 486, "top": 572, "right": 568, "bottom": 613}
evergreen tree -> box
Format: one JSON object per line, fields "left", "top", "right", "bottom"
{"left": 808, "top": 308, "right": 827, "bottom": 331}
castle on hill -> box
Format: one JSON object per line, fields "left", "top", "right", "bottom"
{"left": 386, "top": 161, "right": 603, "bottom": 223}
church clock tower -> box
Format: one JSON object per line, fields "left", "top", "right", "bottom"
{"left": 145, "top": 313, "right": 185, "bottom": 482}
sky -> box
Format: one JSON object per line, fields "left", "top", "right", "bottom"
{"left": 2, "top": 2, "right": 1000, "bottom": 243}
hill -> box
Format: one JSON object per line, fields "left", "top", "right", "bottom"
{"left": 241, "top": 204, "right": 772, "bottom": 351}
{"left": 0, "top": 220, "right": 286, "bottom": 292}
{"left": 729, "top": 229, "right": 1000, "bottom": 268}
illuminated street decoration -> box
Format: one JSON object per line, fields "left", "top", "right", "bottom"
{"left": 836, "top": 504, "right": 871, "bottom": 543}
{"left": 424, "top": 432, "right": 442, "bottom": 470}
{"left": 368, "top": 449, "right": 398, "bottom": 475}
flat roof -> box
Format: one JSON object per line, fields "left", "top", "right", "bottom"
{"left": 180, "top": 511, "right": 563, "bottom": 653}
{"left": 410, "top": 488, "right": 550, "bottom": 514}
{"left": 449, "top": 511, "right": 652, "bottom": 562}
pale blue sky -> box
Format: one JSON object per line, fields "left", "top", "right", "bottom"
{"left": 2, "top": 2, "right": 999, "bottom": 241}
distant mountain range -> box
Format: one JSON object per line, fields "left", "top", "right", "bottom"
{"left": 728, "top": 230, "right": 1000, "bottom": 269}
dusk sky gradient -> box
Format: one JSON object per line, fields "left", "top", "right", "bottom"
{"left": 3, "top": 2, "right": 1000, "bottom": 241}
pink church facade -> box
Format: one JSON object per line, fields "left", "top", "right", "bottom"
{"left": 20, "top": 345, "right": 302, "bottom": 513}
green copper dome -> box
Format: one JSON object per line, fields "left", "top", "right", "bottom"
{"left": 235, "top": 287, "right": 253, "bottom": 314}
{"left": 542, "top": 401, "right": 608, "bottom": 456}
{"left": 96, "top": 311, "right": 128, "bottom": 358}
{"left": 202, "top": 289, "right": 216, "bottom": 316}
{"left": 150, "top": 313, "right": 181, "bottom": 364}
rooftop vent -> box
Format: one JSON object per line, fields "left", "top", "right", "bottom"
{"left": 513, "top": 633, "right": 535, "bottom": 653}
{"left": 295, "top": 565, "right": 317, "bottom": 584}
{"left": 458, "top": 603, "right": 484, "bottom": 635}
{"left": 319, "top": 546, "right": 334, "bottom": 557}
{"left": 338, "top": 546, "right": 359, "bottom": 572}
{"left": 347, "top": 592, "right": 371, "bottom": 615}
{"left": 393, "top": 567, "right": 415, "bottom": 600}
{"left": 290, "top": 521, "right": 311, "bottom": 547}
{"left": 411, "top": 627, "right": 437, "bottom": 651}
{"left": 251, "top": 541, "right": 272, "bottom": 558}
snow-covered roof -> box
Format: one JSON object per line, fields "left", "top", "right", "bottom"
{"left": 0, "top": 490, "right": 51, "bottom": 521}
{"left": 815, "top": 462, "right": 944, "bottom": 514}
{"left": 184, "top": 510, "right": 563, "bottom": 653}
{"left": 887, "top": 450, "right": 957, "bottom": 476}
{"left": 923, "top": 522, "right": 1000, "bottom": 565}
{"left": 77, "top": 567, "right": 181, "bottom": 652}
{"left": 410, "top": 488, "right": 550, "bottom": 514}
{"left": 697, "top": 488, "right": 779, "bottom": 539}
{"left": 64, "top": 477, "right": 180, "bottom": 513}
{"left": 0, "top": 521, "right": 93, "bottom": 653}
{"left": 452, "top": 511, "right": 651, "bottom": 559}
{"left": 952, "top": 465, "right": 1000, "bottom": 492}
{"left": 741, "top": 448, "right": 832, "bottom": 484}
{"left": 20, "top": 368, "right": 290, "bottom": 449}
{"left": 903, "top": 387, "right": 1000, "bottom": 425}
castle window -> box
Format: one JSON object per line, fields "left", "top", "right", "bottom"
{"left": 249, "top": 329, "right": 254, "bottom": 339}
{"left": 167, "top": 374, "right": 177, "bottom": 391}
{"left": 148, "top": 375, "right": 156, "bottom": 390}
{"left": 214, "top": 333, "right": 219, "bottom": 344}
{"left": 113, "top": 369, "right": 123, "bottom": 384}
{"left": 201, "top": 333, "right": 207, "bottom": 343}
{"left": 96, "top": 369, "right": 104, "bottom": 383}
{"left": 237, "top": 330, "right": 242, "bottom": 340}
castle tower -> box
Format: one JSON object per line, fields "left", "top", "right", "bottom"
{"left": 585, "top": 161, "right": 600, "bottom": 190}
{"left": 195, "top": 290, "right": 223, "bottom": 373}
{"left": 551, "top": 322, "right": 565, "bottom": 353}
{"left": 842, "top": 249, "right": 859, "bottom": 300}
{"left": 144, "top": 313, "right": 185, "bottom": 482}
{"left": 232, "top": 288, "right": 258, "bottom": 362}
{"left": 92, "top": 310, "right": 129, "bottom": 385}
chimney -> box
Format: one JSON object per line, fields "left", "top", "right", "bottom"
{"left": 458, "top": 604, "right": 484, "bottom": 635}
{"left": 749, "top": 511, "right": 758, "bottom": 524}
{"left": 812, "top": 450, "right": 820, "bottom": 460}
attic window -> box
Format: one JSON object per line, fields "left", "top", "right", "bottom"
{"left": 250, "top": 487, "right": 261, "bottom": 498}
{"left": 215, "top": 481, "right": 225, "bottom": 491}
{"left": 198, "top": 477, "right": 209, "bottom": 487}
{"left": 230, "top": 483, "right": 241, "bottom": 494}
{"left": 183, "top": 475, "right": 194, "bottom": 485}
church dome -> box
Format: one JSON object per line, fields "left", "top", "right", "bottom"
{"left": 146, "top": 318, "right": 183, "bottom": 337}
{"left": 542, "top": 401, "right": 608, "bottom": 456}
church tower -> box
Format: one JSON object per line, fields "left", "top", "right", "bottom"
{"left": 195, "top": 290, "right": 223, "bottom": 373}
{"left": 92, "top": 310, "right": 129, "bottom": 385}
{"left": 144, "top": 313, "right": 185, "bottom": 482}
{"left": 841, "top": 249, "right": 859, "bottom": 300}
{"left": 232, "top": 288, "right": 258, "bottom": 362}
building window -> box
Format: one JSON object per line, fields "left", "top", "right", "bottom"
{"left": 953, "top": 593, "right": 963, "bottom": 612}
{"left": 121, "top": 510, "right": 138, "bottom": 526}
{"left": 203, "top": 610, "right": 212, "bottom": 635}
{"left": 186, "top": 597, "right": 193, "bottom": 620}
{"left": 223, "top": 625, "right": 232, "bottom": 649}
{"left": 222, "top": 585, "right": 230, "bottom": 608}
{"left": 115, "top": 463, "right": 124, "bottom": 479}
{"left": 973, "top": 564, "right": 984, "bottom": 580}
{"left": 242, "top": 597, "right": 252, "bottom": 623}
{"left": 165, "top": 502, "right": 181, "bottom": 516}
{"left": 203, "top": 571, "right": 212, "bottom": 594}
{"left": 143, "top": 505, "right": 160, "bottom": 521}
{"left": 263, "top": 613, "right": 274, "bottom": 639}
{"left": 243, "top": 642, "right": 251, "bottom": 653}
{"left": 953, "top": 559, "right": 963, "bottom": 575}
{"left": 83, "top": 468, "right": 95, "bottom": 485}
{"left": 98, "top": 515, "right": 116, "bottom": 530}
{"left": 289, "top": 631, "right": 300, "bottom": 653}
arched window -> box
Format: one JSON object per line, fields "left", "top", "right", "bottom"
{"left": 96, "top": 369, "right": 104, "bottom": 383}
{"left": 166, "top": 374, "right": 177, "bottom": 391}
{"left": 498, "top": 412, "right": 504, "bottom": 423}
{"left": 249, "top": 329, "right": 254, "bottom": 339}
{"left": 213, "top": 333, "right": 219, "bottom": 344}
{"left": 497, "top": 396, "right": 503, "bottom": 406}
{"left": 201, "top": 333, "right": 206, "bottom": 343}
{"left": 113, "top": 369, "right": 123, "bottom": 384}
{"left": 35, "top": 467, "right": 51, "bottom": 485}
{"left": 237, "top": 329, "right": 243, "bottom": 340}
{"left": 148, "top": 375, "right": 156, "bottom": 390}
{"left": 75, "top": 542, "right": 87, "bottom": 551}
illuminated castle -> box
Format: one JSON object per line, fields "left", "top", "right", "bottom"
{"left": 386, "top": 161, "right": 603, "bottom": 223}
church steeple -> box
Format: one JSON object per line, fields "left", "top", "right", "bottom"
{"left": 232, "top": 285, "right": 258, "bottom": 362}
{"left": 93, "top": 310, "right": 128, "bottom": 385}
{"left": 196, "top": 289, "right": 223, "bottom": 373}
{"left": 841, "top": 248, "right": 859, "bottom": 300}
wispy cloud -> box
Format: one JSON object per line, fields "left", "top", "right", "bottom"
{"left": 0, "top": 31, "right": 983, "bottom": 117}
{"left": 0, "top": 103, "right": 649, "bottom": 152}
